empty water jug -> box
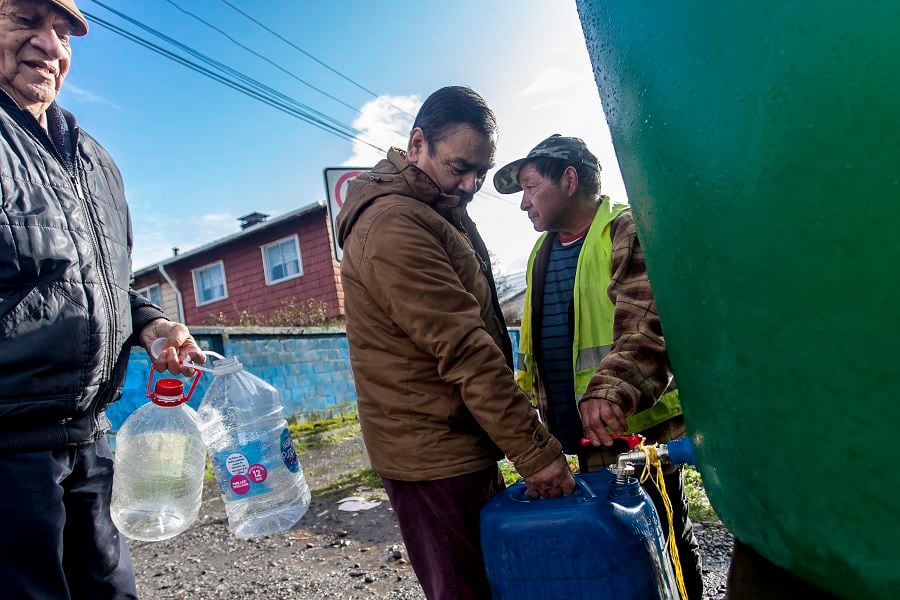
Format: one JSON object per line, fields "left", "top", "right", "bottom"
{"left": 197, "top": 356, "right": 310, "bottom": 539}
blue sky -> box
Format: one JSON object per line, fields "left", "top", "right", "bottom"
{"left": 58, "top": 0, "right": 627, "bottom": 274}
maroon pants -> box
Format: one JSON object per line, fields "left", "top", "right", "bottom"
{"left": 381, "top": 465, "right": 505, "bottom": 600}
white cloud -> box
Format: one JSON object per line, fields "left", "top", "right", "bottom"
{"left": 60, "top": 83, "right": 122, "bottom": 110}
{"left": 520, "top": 67, "right": 586, "bottom": 97}
{"left": 342, "top": 94, "right": 421, "bottom": 167}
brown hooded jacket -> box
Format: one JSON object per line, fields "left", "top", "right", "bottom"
{"left": 336, "top": 149, "right": 562, "bottom": 480}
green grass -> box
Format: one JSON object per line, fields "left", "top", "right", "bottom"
{"left": 498, "top": 459, "right": 519, "bottom": 485}
{"left": 683, "top": 465, "right": 719, "bottom": 523}
{"left": 290, "top": 413, "right": 361, "bottom": 451}
{"left": 498, "top": 456, "right": 580, "bottom": 486}
{"left": 288, "top": 412, "right": 358, "bottom": 435}
{"left": 316, "top": 466, "right": 382, "bottom": 498}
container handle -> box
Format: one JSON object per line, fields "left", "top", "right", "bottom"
{"left": 515, "top": 477, "right": 593, "bottom": 502}
{"left": 145, "top": 364, "right": 202, "bottom": 403}
{"left": 149, "top": 338, "right": 223, "bottom": 374}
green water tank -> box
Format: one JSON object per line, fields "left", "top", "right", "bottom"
{"left": 577, "top": 2, "right": 900, "bottom": 597}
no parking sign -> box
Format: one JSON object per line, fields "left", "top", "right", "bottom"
{"left": 324, "top": 167, "right": 367, "bottom": 261}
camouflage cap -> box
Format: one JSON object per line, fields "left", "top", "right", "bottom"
{"left": 493, "top": 134, "right": 600, "bottom": 194}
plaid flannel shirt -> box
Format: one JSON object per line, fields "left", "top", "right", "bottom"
{"left": 580, "top": 211, "right": 673, "bottom": 417}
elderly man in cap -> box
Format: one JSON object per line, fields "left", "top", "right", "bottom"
{"left": 495, "top": 134, "right": 704, "bottom": 599}
{"left": 0, "top": 1, "right": 203, "bottom": 597}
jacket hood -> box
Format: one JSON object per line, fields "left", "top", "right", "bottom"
{"left": 336, "top": 148, "right": 467, "bottom": 247}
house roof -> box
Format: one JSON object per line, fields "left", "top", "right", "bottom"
{"left": 133, "top": 201, "right": 326, "bottom": 277}
{"left": 497, "top": 270, "right": 527, "bottom": 305}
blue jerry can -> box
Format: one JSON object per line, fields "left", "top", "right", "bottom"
{"left": 480, "top": 469, "right": 677, "bottom": 600}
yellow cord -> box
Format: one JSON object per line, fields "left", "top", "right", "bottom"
{"left": 637, "top": 443, "right": 688, "bottom": 600}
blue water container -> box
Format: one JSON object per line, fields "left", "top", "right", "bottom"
{"left": 480, "top": 469, "right": 676, "bottom": 600}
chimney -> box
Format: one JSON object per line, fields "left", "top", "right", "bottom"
{"left": 238, "top": 212, "right": 270, "bottom": 230}
{"left": 172, "top": 247, "right": 179, "bottom": 256}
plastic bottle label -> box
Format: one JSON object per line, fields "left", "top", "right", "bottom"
{"left": 212, "top": 440, "right": 272, "bottom": 500}
{"left": 280, "top": 428, "right": 300, "bottom": 473}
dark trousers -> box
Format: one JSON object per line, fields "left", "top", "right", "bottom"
{"left": 582, "top": 452, "right": 704, "bottom": 600}
{"left": 381, "top": 465, "right": 505, "bottom": 600}
{"left": 726, "top": 540, "right": 840, "bottom": 600}
{"left": 0, "top": 438, "right": 138, "bottom": 600}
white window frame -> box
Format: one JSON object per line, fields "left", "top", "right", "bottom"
{"left": 192, "top": 260, "right": 228, "bottom": 307}
{"left": 260, "top": 234, "right": 304, "bottom": 286}
{"left": 136, "top": 283, "right": 162, "bottom": 307}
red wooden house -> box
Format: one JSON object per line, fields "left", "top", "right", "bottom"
{"left": 132, "top": 202, "right": 343, "bottom": 326}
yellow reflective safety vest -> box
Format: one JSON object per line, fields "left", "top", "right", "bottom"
{"left": 515, "top": 200, "right": 682, "bottom": 434}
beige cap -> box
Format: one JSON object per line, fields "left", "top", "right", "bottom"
{"left": 49, "top": 0, "right": 88, "bottom": 36}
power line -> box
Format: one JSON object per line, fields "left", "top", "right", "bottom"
{"left": 476, "top": 190, "right": 518, "bottom": 208}
{"left": 218, "top": 0, "right": 415, "bottom": 119}
{"left": 479, "top": 188, "right": 512, "bottom": 202}
{"left": 84, "top": 3, "right": 517, "bottom": 209}
{"left": 89, "top": 0, "right": 363, "bottom": 140}
{"left": 160, "top": 0, "right": 410, "bottom": 142}
{"left": 162, "top": 0, "right": 355, "bottom": 117}
{"left": 82, "top": 10, "right": 386, "bottom": 152}
{"left": 83, "top": 6, "right": 390, "bottom": 153}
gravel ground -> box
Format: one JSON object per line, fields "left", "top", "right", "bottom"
{"left": 131, "top": 433, "right": 733, "bottom": 599}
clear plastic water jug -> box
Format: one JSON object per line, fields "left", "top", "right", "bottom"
{"left": 197, "top": 356, "right": 310, "bottom": 538}
{"left": 111, "top": 368, "right": 206, "bottom": 542}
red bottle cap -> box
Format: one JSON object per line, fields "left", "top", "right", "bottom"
{"left": 151, "top": 378, "right": 187, "bottom": 406}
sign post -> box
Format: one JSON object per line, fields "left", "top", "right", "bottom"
{"left": 323, "top": 167, "right": 366, "bottom": 262}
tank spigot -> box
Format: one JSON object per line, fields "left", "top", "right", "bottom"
{"left": 616, "top": 450, "right": 647, "bottom": 470}
{"left": 609, "top": 438, "right": 697, "bottom": 483}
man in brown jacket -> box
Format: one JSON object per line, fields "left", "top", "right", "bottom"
{"left": 336, "top": 86, "right": 574, "bottom": 599}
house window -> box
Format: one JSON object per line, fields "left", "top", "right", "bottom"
{"left": 192, "top": 261, "right": 228, "bottom": 306}
{"left": 137, "top": 283, "right": 162, "bottom": 307}
{"left": 261, "top": 235, "right": 303, "bottom": 285}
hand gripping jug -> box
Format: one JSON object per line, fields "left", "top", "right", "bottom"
{"left": 111, "top": 366, "right": 206, "bottom": 542}
{"left": 197, "top": 356, "right": 310, "bottom": 538}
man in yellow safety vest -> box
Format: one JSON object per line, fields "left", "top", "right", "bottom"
{"left": 495, "top": 134, "right": 703, "bottom": 599}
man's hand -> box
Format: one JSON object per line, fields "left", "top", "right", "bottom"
{"left": 524, "top": 455, "right": 576, "bottom": 499}
{"left": 138, "top": 318, "right": 205, "bottom": 377}
{"left": 580, "top": 397, "right": 628, "bottom": 447}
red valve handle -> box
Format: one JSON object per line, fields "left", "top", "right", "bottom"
{"left": 580, "top": 433, "right": 644, "bottom": 450}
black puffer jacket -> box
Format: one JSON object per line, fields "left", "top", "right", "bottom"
{"left": 0, "top": 92, "right": 163, "bottom": 451}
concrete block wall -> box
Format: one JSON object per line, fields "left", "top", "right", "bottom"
{"left": 107, "top": 326, "right": 522, "bottom": 431}
{"left": 106, "top": 326, "right": 356, "bottom": 431}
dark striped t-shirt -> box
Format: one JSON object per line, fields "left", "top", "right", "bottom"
{"left": 538, "top": 235, "right": 585, "bottom": 454}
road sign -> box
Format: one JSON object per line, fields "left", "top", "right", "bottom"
{"left": 324, "top": 167, "right": 367, "bottom": 261}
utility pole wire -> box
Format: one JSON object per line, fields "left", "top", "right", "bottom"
{"left": 89, "top": 0, "right": 368, "bottom": 141}
{"left": 161, "top": 0, "right": 410, "bottom": 142}
{"left": 82, "top": 10, "right": 386, "bottom": 152}
{"left": 85, "top": 3, "right": 517, "bottom": 207}
{"left": 218, "top": 0, "right": 416, "bottom": 119}
{"left": 162, "top": 0, "right": 356, "bottom": 116}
